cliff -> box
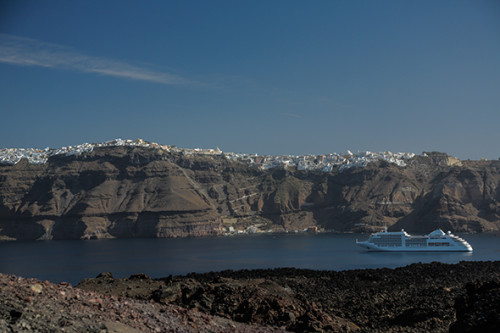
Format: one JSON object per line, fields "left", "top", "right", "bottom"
{"left": 1, "top": 146, "right": 499, "bottom": 240}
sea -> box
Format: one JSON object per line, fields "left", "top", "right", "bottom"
{"left": 0, "top": 233, "right": 499, "bottom": 285}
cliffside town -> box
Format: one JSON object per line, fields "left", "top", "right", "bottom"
{"left": 1, "top": 138, "right": 415, "bottom": 172}
{"left": 0, "top": 139, "right": 499, "bottom": 240}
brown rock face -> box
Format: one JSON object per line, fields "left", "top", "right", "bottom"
{"left": 0, "top": 147, "right": 222, "bottom": 240}
{"left": 0, "top": 147, "right": 499, "bottom": 240}
{"left": 391, "top": 159, "right": 500, "bottom": 232}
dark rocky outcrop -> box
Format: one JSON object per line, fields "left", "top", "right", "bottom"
{"left": 1, "top": 146, "right": 500, "bottom": 240}
{"left": 450, "top": 278, "right": 500, "bottom": 333}
{"left": 77, "top": 261, "right": 500, "bottom": 332}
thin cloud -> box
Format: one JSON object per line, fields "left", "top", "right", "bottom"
{"left": 0, "top": 34, "right": 194, "bottom": 86}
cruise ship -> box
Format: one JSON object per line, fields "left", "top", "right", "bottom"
{"left": 356, "top": 228, "right": 473, "bottom": 252}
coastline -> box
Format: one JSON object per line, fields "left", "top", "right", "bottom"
{"left": 2, "top": 227, "right": 498, "bottom": 243}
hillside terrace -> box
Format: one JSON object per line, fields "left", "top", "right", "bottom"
{"left": 0, "top": 138, "right": 415, "bottom": 172}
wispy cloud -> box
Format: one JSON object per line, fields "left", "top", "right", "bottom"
{"left": 0, "top": 34, "right": 194, "bottom": 86}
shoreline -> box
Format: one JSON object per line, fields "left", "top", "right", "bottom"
{"left": 2, "top": 227, "right": 498, "bottom": 243}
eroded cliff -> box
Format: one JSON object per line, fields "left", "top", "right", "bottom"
{"left": 0, "top": 146, "right": 499, "bottom": 240}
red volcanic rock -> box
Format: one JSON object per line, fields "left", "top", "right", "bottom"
{"left": 0, "top": 273, "right": 288, "bottom": 332}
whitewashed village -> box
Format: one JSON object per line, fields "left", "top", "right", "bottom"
{"left": 0, "top": 138, "right": 416, "bottom": 172}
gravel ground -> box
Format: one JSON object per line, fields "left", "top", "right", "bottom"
{"left": 0, "top": 273, "right": 289, "bottom": 333}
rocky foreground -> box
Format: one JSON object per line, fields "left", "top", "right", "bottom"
{"left": 2, "top": 261, "right": 499, "bottom": 332}
{"left": 0, "top": 274, "right": 286, "bottom": 333}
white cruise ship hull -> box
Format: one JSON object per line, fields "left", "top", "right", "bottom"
{"left": 356, "top": 229, "right": 473, "bottom": 252}
{"left": 356, "top": 242, "right": 471, "bottom": 252}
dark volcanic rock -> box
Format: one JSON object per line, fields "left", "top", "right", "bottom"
{"left": 77, "top": 261, "right": 500, "bottom": 333}
{"left": 450, "top": 278, "right": 500, "bottom": 333}
{"left": 1, "top": 146, "right": 500, "bottom": 240}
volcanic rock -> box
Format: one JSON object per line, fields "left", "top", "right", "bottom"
{"left": 76, "top": 261, "right": 500, "bottom": 332}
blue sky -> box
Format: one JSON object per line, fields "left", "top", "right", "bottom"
{"left": 1, "top": 1, "right": 499, "bottom": 159}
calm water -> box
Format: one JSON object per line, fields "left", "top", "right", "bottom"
{"left": 0, "top": 233, "right": 498, "bottom": 285}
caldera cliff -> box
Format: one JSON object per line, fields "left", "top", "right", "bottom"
{"left": 1, "top": 145, "right": 499, "bottom": 240}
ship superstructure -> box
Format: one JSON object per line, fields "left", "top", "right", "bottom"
{"left": 356, "top": 229, "right": 473, "bottom": 252}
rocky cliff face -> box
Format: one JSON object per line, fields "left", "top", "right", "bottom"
{"left": 0, "top": 147, "right": 499, "bottom": 240}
